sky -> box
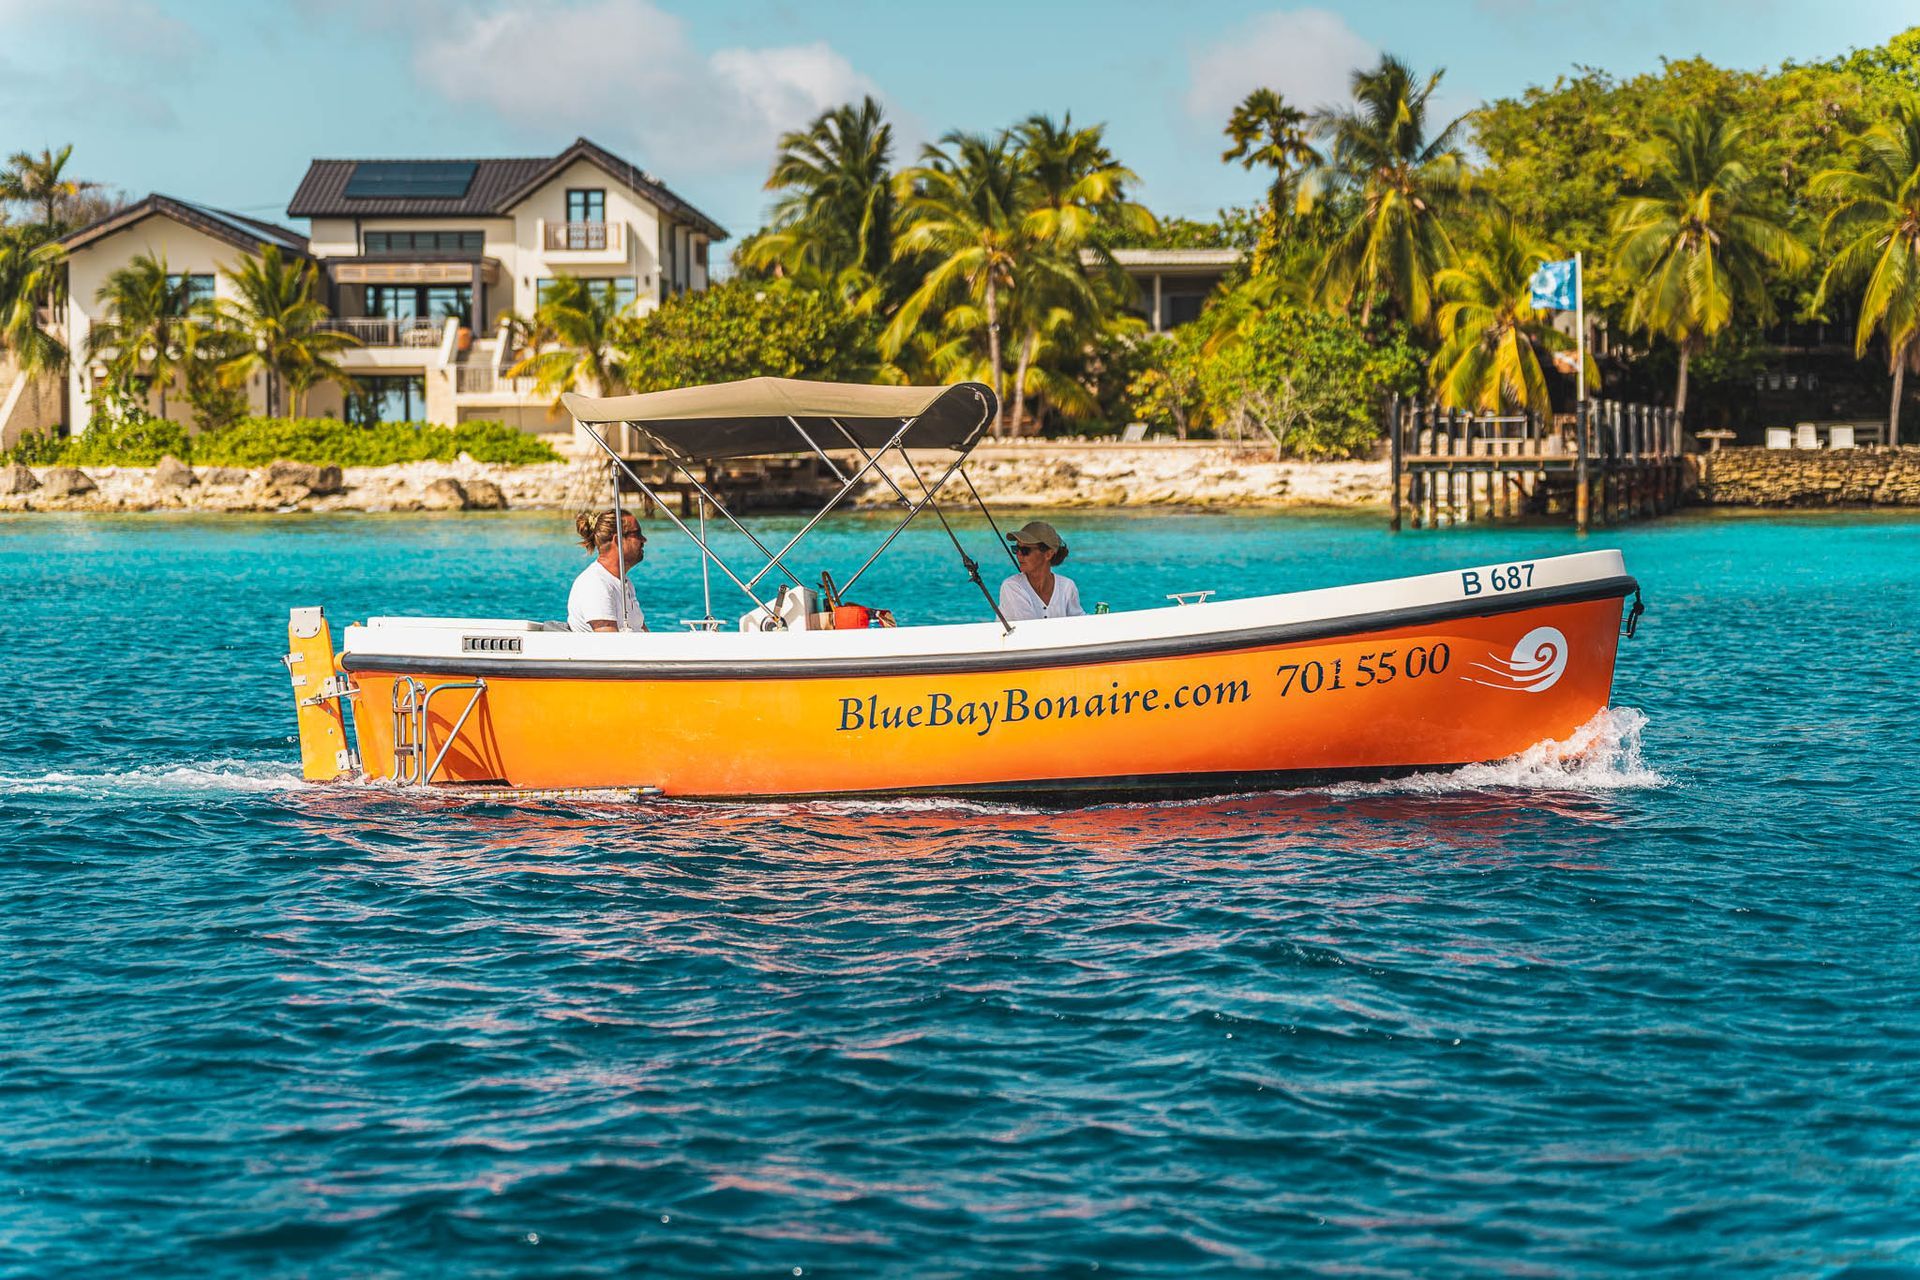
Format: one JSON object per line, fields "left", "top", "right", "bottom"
{"left": 0, "top": 0, "right": 1912, "bottom": 249}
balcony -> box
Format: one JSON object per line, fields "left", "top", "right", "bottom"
{"left": 319, "top": 317, "right": 446, "bottom": 347}
{"left": 543, "top": 221, "right": 621, "bottom": 252}
{"left": 454, "top": 366, "right": 541, "bottom": 395}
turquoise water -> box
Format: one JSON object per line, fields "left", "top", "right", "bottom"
{"left": 3, "top": 508, "right": 1918, "bottom": 1277}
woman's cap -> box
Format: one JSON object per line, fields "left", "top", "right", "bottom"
{"left": 1007, "top": 520, "right": 1064, "bottom": 551}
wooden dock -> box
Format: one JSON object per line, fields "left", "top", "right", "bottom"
{"left": 1388, "top": 398, "right": 1688, "bottom": 532}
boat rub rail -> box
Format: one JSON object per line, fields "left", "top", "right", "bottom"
{"left": 340, "top": 575, "right": 1639, "bottom": 682}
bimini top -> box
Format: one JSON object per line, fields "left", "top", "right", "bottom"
{"left": 561, "top": 377, "right": 997, "bottom": 461}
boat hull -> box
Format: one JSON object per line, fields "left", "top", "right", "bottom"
{"left": 343, "top": 593, "right": 1626, "bottom": 799}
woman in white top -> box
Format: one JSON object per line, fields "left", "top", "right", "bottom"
{"left": 567, "top": 509, "right": 648, "bottom": 632}
{"left": 998, "top": 520, "right": 1084, "bottom": 622}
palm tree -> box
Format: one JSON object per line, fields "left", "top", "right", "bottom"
{"left": 1609, "top": 108, "right": 1808, "bottom": 421}
{"left": 215, "top": 244, "right": 355, "bottom": 417}
{"left": 743, "top": 96, "right": 896, "bottom": 301}
{"left": 0, "top": 225, "right": 67, "bottom": 378}
{"left": 88, "top": 254, "right": 196, "bottom": 419}
{"left": 506, "top": 275, "right": 632, "bottom": 403}
{"left": 1222, "top": 88, "right": 1319, "bottom": 274}
{"left": 1430, "top": 217, "right": 1595, "bottom": 417}
{"left": 1017, "top": 112, "right": 1153, "bottom": 250}
{"left": 1004, "top": 114, "right": 1148, "bottom": 433}
{"left": 888, "top": 130, "right": 1027, "bottom": 428}
{"left": 1, "top": 145, "right": 99, "bottom": 231}
{"left": 1811, "top": 95, "right": 1920, "bottom": 445}
{"left": 1311, "top": 56, "right": 1479, "bottom": 329}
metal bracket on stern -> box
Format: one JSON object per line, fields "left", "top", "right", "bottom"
{"left": 286, "top": 606, "right": 360, "bottom": 782}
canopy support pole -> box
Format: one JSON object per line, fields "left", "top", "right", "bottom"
{"left": 743, "top": 415, "right": 923, "bottom": 590}
{"left": 958, "top": 467, "right": 1020, "bottom": 569}
{"left": 571, "top": 418, "right": 777, "bottom": 616}
{"left": 786, "top": 416, "right": 851, "bottom": 485}
{"left": 609, "top": 460, "right": 628, "bottom": 629}
{"left": 698, "top": 495, "right": 713, "bottom": 626}
{"left": 897, "top": 449, "right": 1013, "bottom": 634}
{"left": 663, "top": 459, "right": 807, "bottom": 590}
{"left": 826, "top": 417, "right": 915, "bottom": 507}
{"left": 839, "top": 446, "right": 1010, "bottom": 633}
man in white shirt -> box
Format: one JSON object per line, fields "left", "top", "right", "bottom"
{"left": 998, "top": 520, "right": 1084, "bottom": 622}
{"left": 567, "top": 509, "right": 648, "bottom": 632}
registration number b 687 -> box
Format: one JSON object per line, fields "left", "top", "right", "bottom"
{"left": 1460, "top": 562, "right": 1534, "bottom": 596}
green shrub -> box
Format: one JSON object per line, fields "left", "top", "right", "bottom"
{"left": 189, "top": 418, "right": 558, "bottom": 467}
{"left": 1127, "top": 305, "right": 1421, "bottom": 458}
{"left": 1, "top": 430, "right": 71, "bottom": 466}
{"left": 3, "top": 417, "right": 559, "bottom": 468}
{"left": 60, "top": 414, "right": 192, "bottom": 466}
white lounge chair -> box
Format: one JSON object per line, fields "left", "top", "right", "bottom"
{"left": 1828, "top": 425, "right": 1856, "bottom": 450}
{"left": 1766, "top": 428, "right": 1792, "bottom": 450}
{"left": 1120, "top": 422, "right": 1149, "bottom": 443}
{"left": 1795, "top": 423, "right": 1821, "bottom": 449}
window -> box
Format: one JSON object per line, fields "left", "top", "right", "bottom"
{"left": 166, "top": 273, "right": 215, "bottom": 312}
{"left": 565, "top": 189, "right": 606, "bottom": 223}
{"left": 349, "top": 375, "right": 427, "bottom": 424}
{"left": 364, "top": 285, "right": 471, "bottom": 325}
{"left": 364, "top": 230, "right": 484, "bottom": 254}
{"left": 536, "top": 277, "right": 637, "bottom": 313}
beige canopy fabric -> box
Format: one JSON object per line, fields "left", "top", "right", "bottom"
{"left": 561, "top": 377, "right": 997, "bottom": 461}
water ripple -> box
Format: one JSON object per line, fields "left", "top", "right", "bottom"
{"left": 3, "top": 512, "right": 1919, "bottom": 1277}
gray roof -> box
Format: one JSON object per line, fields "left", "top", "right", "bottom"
{"left": 287, "top": 137, "right": 728, "bottom": 240}
{"left": 60, "top": 194, "right": 309, "bottom": 257}
{"left": 1092, "top": 248, "right": 1245, "bottom": 269}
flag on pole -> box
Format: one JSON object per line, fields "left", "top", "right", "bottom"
{"left": 1529, "top": 258, "right": 1578, "bottom": 311}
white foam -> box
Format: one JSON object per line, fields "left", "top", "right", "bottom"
{"left": 1320, "top": 706, "right": 1667, "bottom": 797}
{"left": 0, "top": 758, "right": 309, "bottom": 799}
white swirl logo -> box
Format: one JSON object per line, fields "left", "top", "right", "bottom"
{"left": 1465, "top": 626, "right": 1568, "bottom": 694}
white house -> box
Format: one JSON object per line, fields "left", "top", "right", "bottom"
{"left": 289, "top": 137, "right": 726, "bottom": 429}
{"left": 46, "top": 194, "right": 310, "bottom": 438}
{"left": 33, "top": 137, "right": 726, "bottom": 439}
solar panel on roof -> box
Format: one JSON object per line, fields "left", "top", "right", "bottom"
{"left": 342, "top": 161, "right": 477, "bottom": 199}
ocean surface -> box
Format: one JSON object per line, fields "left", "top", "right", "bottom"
{"left": 2, "top": 507, "right": 1917, "bottom": 1277}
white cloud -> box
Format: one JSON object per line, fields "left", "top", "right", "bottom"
{"left": 402, "top": 0, "right": 878, "bottom": 171}
{"left": 1184, "top": 8, "right": 1377, "bottom": 126}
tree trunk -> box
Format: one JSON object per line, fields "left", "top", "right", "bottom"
{"left": 1892, "top": 347, "right": 1907, "bottom": 448}
{"left": 984, "top": 275, "right": 1005, "bottom": 436}
{"left": 1010, "top": 330, "right": 1038, "bottom": 436}
{"left": 1674, "top": 344, "right": 1691, "bottom": 423}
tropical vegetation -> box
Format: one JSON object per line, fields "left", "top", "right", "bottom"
{"left": 1811, "top": 93, "right": 1920, "bottom": 441}
{"left": 7, "top": 26, "right": 1920, "bottom": 458}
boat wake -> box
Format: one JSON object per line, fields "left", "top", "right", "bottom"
{"left": 2, "top": 709, "right": 1661, "bottom": 809}
{"left": 0, "top": 758, "right": 309, "bottom": 799}
{"left": 1320, "top": 705, "right": 1666, "bottom": 798}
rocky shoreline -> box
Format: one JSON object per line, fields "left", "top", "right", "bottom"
{"left": 11, "top": 442, "right": 1918, "bottom": 516}
{"left": 0, "top": 442, "right": 1393, "bottom": 514}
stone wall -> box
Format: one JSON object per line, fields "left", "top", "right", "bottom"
{"left": 1696, "top": 446, "right": 1920, "bottom": 506}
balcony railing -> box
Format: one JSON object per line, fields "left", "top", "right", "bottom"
{"left": 320, "top": 317, "right": 447, "bottom": 347}
{"left": 544, "top": 221, "right": 620, "bottom": 251}
{"left": 454, "top": 366, "right": 540, "bottom": 395}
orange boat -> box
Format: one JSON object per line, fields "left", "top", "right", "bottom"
{"left": 285, "top": 379, "right": 1642, "bottom": 801}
